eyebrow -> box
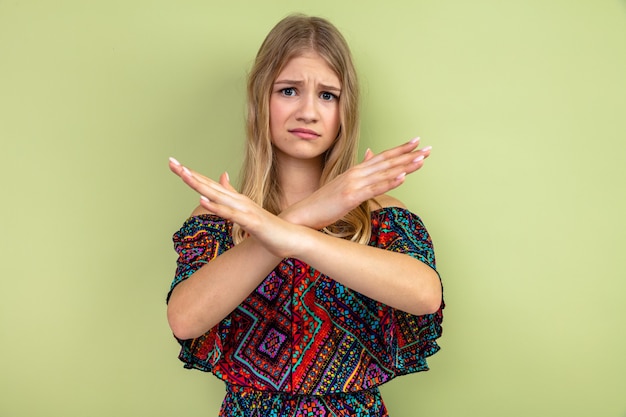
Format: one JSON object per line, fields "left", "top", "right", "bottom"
{"left": 274, "top": 79, "right": 341, "bottom": 93}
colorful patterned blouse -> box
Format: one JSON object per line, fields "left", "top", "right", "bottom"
{"left": 168, "top": 207, "right": 443, "bottom": 416}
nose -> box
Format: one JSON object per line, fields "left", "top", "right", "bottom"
{"left": 295, "top": 93, "right": 319, "bottom": 123}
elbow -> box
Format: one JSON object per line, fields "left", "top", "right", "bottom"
{"left": 401, "top": 283, "right": 441, "bottom": 316}
{"left": 421, "top": 291, "right": 442, "bottom": 315}
{"left": 416, "top": 271, "right": 443, "bottom": 315}
{"left": 167, "top": 285, "right": 223, "bottom": 340}
{"left": 412, "top": 292, "right": 441, "bottom": 316}
{"left": 167, "top": 309, "right": 190, "bottom": 340}
{"left": 167, "top": 304, "right": 204, "bottom": 341}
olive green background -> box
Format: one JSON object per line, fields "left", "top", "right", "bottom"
{"left": 1, "top": 1, "right": 625, "bottom": 416}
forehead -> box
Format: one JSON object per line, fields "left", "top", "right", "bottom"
{"left": 276, "top": 52, "right": 340, "bottom": 85}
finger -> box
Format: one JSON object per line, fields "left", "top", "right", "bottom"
{"left": 369, "top": 142, "right": 433, "bottom": 176}
{"left": 362, "top": 148, "right": 375, "bottom": 162}
{"left": 357, "top": 149, "right": 422, "bottom": 179}
{"left": 179, "top": 165, "right": 212, "bottom": 190}
{"left": 169, "top": 158, "right": 251, "bottom": 217}
{"left": 219, "top": 171, "right": 238, "bottom": 192}
{"left": 420, "top": 145, "right": 432, "bottom": 159}
{"left": 391, "top": 150, "right": 429, "bottom": 178}
{"left": 169, "top": 157, "right": 184, "bottom": 176}
{"left": 198, "top": 195, "right": 235, "bottom": 220}
{"left": 170, "top": 159, "right": 213, "bottom": 191}
{"left": 354, "top": 150, "right": 429, "bottom": 194}
{"left": 172, "top": 161, "right": 232, "bottom": 201}
{"left": 169, "top": 157, "right": 206, "bottom": 184}
{"left": 360, "top": 137, "right": 420, "bottom": 167}
{"left": 350, "top": 172, "right": 409, "bottom": 202}
{"left": 365, "top": 157, "right": 429, "bottom": 195}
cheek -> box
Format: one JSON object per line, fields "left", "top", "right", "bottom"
{"left": 269, "top": 100, "right": 285, "bottom": 126}
{"left": 329, "top": 106, "right": 341, "bottom": 134}
{"left": 269, "top": 100, "right": 280, "bottom": 137}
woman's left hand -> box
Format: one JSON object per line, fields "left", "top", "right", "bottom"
{"left": 280, "top": 138, "right": 431, "bottom": 230}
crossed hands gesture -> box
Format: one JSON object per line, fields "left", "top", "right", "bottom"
{"left": 169, "top": 138, "right": 431, "bottom": 258}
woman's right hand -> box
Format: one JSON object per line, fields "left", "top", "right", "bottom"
{"left": 280, "top": 138, "right": 432, "bottom": 230}
{"left": 169, "top": 157, "right": 308, "bottom": 259}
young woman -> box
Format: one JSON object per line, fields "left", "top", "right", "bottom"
{"left": 167, "top": 14, "right": 443, "bottom": 416}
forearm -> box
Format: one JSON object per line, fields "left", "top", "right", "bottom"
{"left": 292, "top": 227, "right": 442, "bottom": 315}
{"left": 167, "top": 236, "right": 282, "bottom": 339}
{"left": 167, "top": 207, "right": 329, "bottom": 340}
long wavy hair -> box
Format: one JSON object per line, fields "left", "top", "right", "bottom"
{"left": 233, "top": 14, "right": 372, "bottom": 244}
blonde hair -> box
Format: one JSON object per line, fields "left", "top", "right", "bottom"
{"left": 234, "top": 14, "right": 371, "bottom": 244}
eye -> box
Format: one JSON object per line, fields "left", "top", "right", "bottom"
{"left": 280, "top": 87, "right": 296, "bottom": 97}
{"left": 320, "top": 92, "right": 337, "bottom": 101}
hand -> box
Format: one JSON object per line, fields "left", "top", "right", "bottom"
{"left": 280, "top": 137, "right": 431, "bottom": 229}
{"left": 169, "top": 157, "right": 302, "bottom": 258}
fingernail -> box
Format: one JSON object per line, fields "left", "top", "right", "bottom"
{"left": 409, "top": 137, "right": 420, "bottom": 144}
{"left": 169, "top": 157, "right": 181, "bottom": 166}
{"left": 225, "top": 171, "right": 230, "bottom": 182}
{"left": 422, "top": 146, "right": 432, "bottom": 152}
{"left": 200, "top": 195, "right": 210, "bottom": 203}
{"left": 396, "top": 172, "right": 406, "bottom": 180}
{"left": 413, "top": 155, "right": 425, "bottom": 163}
{"left": 182, "top": 167, "right": 192, "bottom": 176}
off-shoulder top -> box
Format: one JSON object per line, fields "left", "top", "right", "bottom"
{"left": 168, "top": 207, "right": 443, "bottom": 395}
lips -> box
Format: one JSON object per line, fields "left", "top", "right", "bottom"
{"left": 289, "top": 128, "right": 320, "bottom": 140}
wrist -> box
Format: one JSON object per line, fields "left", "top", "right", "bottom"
{"left": 288, "top": 225, "right": 318, "bottom": 260}
{"left": 279, "top": 206, "right": 311, "bottom": 227}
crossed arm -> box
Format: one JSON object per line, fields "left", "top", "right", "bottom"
{"left": 166, "top": 139, "right": 442, "bottom": 340}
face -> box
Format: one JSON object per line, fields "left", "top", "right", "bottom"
{"left": 269, "top": 51, "right": 341, "bottom": 165}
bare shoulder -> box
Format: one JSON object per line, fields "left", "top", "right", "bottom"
{"left": 369, "top": 194, "right": 407, "bottom": 210}
{"left": 189, "top": 205, "right": 215, "bottom": 217}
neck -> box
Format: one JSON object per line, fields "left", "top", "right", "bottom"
{"left": 276, "top": 154, "right": 324, "bottom": 209}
